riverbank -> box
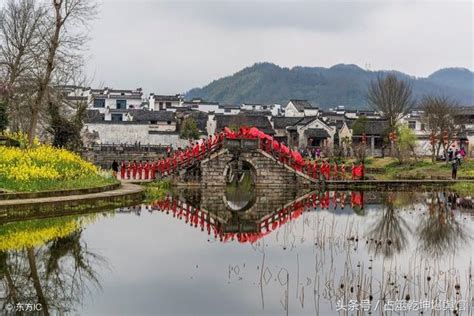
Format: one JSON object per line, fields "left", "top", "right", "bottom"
{"left": 359, "top": 157, "right": 474, "bottom": 194}
{"left": 0, "top": 183, "right": 143, "bottom": 222}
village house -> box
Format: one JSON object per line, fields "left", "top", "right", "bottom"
{"left": 284, "top": 99, "right": 319, "bottom": 117}
{"left": 342, "top": 118, "right": 389, "bottom": 157}
{"left": 241, "top": 103, "right": 282, "bottom": 116}
{"left": 89, "top": 88, "right": 144, "bottom": 119}
{"left": 272, "top": 116, "right": 335, "bottom": 150}
{"left": 149, "top": 94, "right": 183, "bottom": 111}
{"left": 83, "top": 108, "right": 190, "bottom": 148}
{"left": 208, "top": 112, "right": 274, "bottom": 136}
{"left": 182, "top": 98, "right": 220, "bottom": 113}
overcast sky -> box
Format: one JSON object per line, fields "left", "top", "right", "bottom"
{"left": 86, "top": 0, "right": 474, "bottom": 94}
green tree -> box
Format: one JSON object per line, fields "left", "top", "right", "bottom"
{"left": 180, "top": 117, "right": 200, "bottom": 140}
{"left": 0, "top": 100, "right": 8, "bottom": 132}
{"left": 351, "top": 116, "right": 367, "bottom": 135}
{"left": 396, "top": 124, "right": 418, "bottom": 163}
{"left": 47, "top": 102, "right": 83, "bottom": 151}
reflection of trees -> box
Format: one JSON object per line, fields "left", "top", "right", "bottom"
{"left": 417, "top": 192, "right": 471, "bottom": 258}
{"left": 366, "top": 192, "right": 411, "bottom": 258}
{"left": 1, "top": 230, "right": 106, "bottom": 314}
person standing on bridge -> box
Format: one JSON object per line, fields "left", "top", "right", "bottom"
{"left": 112, "top": 160, "right": 119, "bottom": 178}
{"left": 138, "top": 160, "right": 143, "bottom": 180}
{"left": 126, "top": 161, "right": 131, "bottom": 179}
{"left": 306, "top": 160, "right": 312, "bottom": 177}
{"left": 132, "top": 160, "right": 137, "bottom": 179}
{"left": 200, "top": 140, "right": 207, "bottom": 159}
{"left": 325, "top": 161, "right": 331, "bottom": 180}
{"left": 186, "top": 147, "right": 192, "bottom": 166}
{"left": 173, "top": 153, "right": 178, "bottom": 172}
{"left": 340, "top": 162, "right": 346, "bottom": 180}
{"left": 120, "top": 161, "right": 126, "bottom": 179}
{"left": 144, "top": 160, "right": 150, "bottom": 180}
{"left": 333, "top": 161, "right": 339, "bottom": 180}
{"left": 151, "top": 160, "right": 156, "bottom": 179}
{"left": 312, "top": 160, "right": 319, "bottom": 179}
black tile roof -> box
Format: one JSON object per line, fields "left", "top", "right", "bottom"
{"left": 128, "top": 109, "right": 176, "bottom": 122}
{"left": 218, "top": 104, "right": 240, "bottom": 109}
{"left": 215, "top": 114, "right": 275, "bottom": 135}
{"left": 289, "top": 99, "right": 317, "bottom": 111}
{"left": 347, "top": 119, "right": 389, "bottom": 136}
{"left": 272, "top": 117, "right": 304, "bottom": 129}
{"left": 151, "top": 94, "right": 181, "bottom": 102}
{"left": 304, "top": 128, "right": 330, "bottom": 138}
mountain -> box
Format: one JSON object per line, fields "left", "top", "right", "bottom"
{"left": 185, "top": 63, "right": 474, "bottom": 109}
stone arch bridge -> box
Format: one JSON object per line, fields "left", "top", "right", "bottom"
{"left": 176, "top": 138, "right": 316, "bottom": 187}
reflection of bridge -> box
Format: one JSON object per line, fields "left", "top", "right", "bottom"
{"left": 149, "top": 188, "right": 369, "bottom": 244}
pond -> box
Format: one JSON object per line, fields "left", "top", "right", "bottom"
{"left": 0, "top": 188, "right": 473, "bottom": 315}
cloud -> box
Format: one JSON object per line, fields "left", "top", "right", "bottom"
{"left": 156, "top": 1, "right": 381, "bottom": 33}
{"left": 85, "top": 0, "right": 473, "bottom": 94}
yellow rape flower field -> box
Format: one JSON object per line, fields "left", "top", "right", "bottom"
{"left": 0, "top": 145, "right": 117, "bottom": 192}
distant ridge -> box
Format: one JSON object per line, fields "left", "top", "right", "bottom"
{"left": 186, "top": 62, "right": 474, "bottom": 109}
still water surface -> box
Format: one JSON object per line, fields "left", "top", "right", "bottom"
{"left": 1, "top": 188, "right": 473, "bottom": 315}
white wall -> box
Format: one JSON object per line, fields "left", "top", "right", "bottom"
{"left": 304, "top": 109, "right": 319, "bottom": 117}
{"left": 207, "top": 114, "right": 216, "bottom": 135}
{"left": 285, "top": 103, "right": 304, "bottom": 117}
{"left": 84, "top": 123, "right": 189, "bottom": 148}
{"left": 196, "top": 104, "right": 220, "bottom": 113}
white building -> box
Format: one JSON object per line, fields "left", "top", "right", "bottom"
{"left": 218, "top": 104, "right": 241, "bottom": 115}
{"left": 241, "top": 103, "right": 282, "bottom": 116}
{"left": 182, "top": 98, "right": 220, "bottom": 113}
{"left": 89, "top": 88, "right": 144, "bottom": 115}
{"left": 83, "top": 109, "right": 190, "bottom": 148}
{"left": 149, "top": 94, "right": 183, "bottom": 111}
{"left": 284, "top": 100, "right": 319, "bottom": 117}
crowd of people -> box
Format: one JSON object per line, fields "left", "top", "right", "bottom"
{"left": 111, "top": 126, "right": 366, "bottom": 181}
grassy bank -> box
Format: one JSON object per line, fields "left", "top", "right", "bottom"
{"left": 0, "top": 145, "right": 117, "bottom": 192}
{"left": 449, "top": 182, "right": 474, "bottom": 196}
{"left": 143, "top": 179, "right": 171, "bottom": 202}
{"left": 361, "top": 158, "right": 474, "bottom": 180}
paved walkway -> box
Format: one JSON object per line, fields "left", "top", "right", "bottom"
{"left": 0, "top": 183, "right": 144, "bottom": 208}
{"left": 120, "top": 179, "right": 154, "bottom": 184}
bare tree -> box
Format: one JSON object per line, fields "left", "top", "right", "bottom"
{"left": 0, "top": 0, "right": 46, "bottom": 131}
{"left": 27, "top": 0, "right": 97, "bottom": 145}
{"left": 420, "top": 95, "right": 461, "bottom": 161}
{"left": 367, "top": 74, "right": 416, "bottom": 132}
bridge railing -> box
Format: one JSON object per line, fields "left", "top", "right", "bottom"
{"left": 88, "top": 143, "right": 168, "bottom": 153}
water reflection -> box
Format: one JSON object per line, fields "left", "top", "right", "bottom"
{"left": 0, "top": 214, "right": 108, "bottom": 315}
{"left": 0, "top": 190, "right": 472, "bottom": 315}
{"left": 417, "top": 191, "right": 472, "bottom": 258}
{"left": 366, "top": 192, "right": 412, "bottom": 258}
